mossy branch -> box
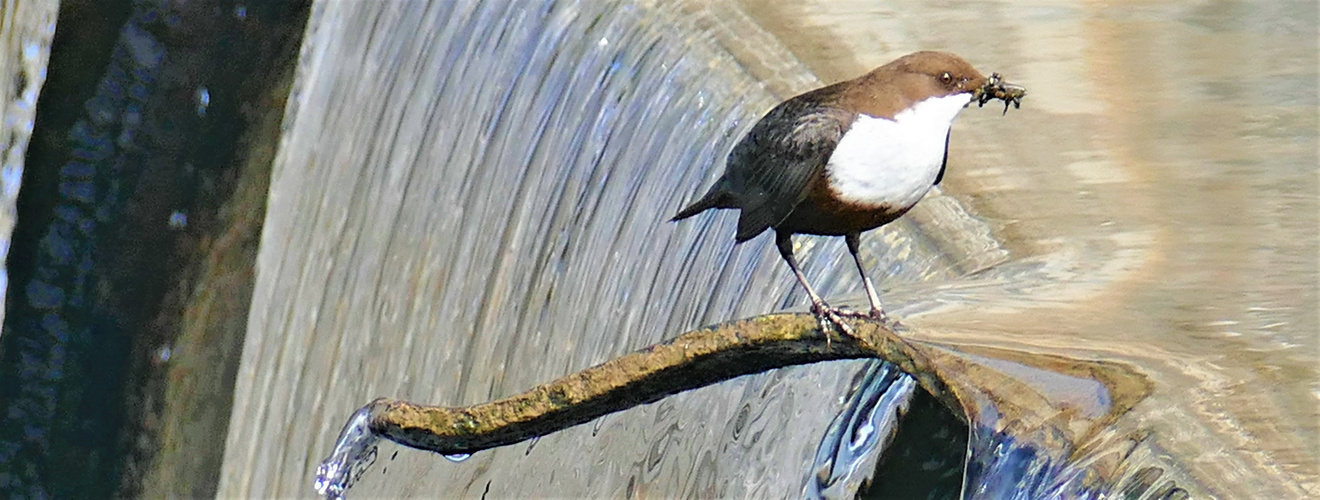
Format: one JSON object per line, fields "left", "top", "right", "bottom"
{"left": 364, "top": 313, "right": 957, "bottom": 456}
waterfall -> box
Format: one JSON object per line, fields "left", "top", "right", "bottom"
{"left": 222, "top": 0, "right": 974, "bottom": 497}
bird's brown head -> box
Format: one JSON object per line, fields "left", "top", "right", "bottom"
{"left": 876, "top": 51, "right": 988, "bottom": 101}
{"left": 831, "top": 51, "right": 992, "bottom": 118}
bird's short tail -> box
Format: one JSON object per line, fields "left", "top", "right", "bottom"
{"left": 671, "top": 189, "right": 735, "bottom": 221}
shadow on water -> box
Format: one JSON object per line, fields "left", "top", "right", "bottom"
{"left": 863, "top": 386, "right": 968, "bottom": 499}
{"left": 808, "top": 361, "right": 967, "bottom": 499}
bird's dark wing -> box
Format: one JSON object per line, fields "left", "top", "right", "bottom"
{"left": 724, "top": 99, "right": 853, "bottom": 242}
{"left": 934, "top": 130, "right": 950, "bottom": 185}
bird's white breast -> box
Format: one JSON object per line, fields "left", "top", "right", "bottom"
{"left": 826, "top": 93, "right": 972, "bottom": 208}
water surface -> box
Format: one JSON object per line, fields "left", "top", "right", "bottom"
{"left": 743, "top": 0, "right": 1317, "bottom": 496}
{"left": 221, "top": 0, "right": 1316, "bottom": 497}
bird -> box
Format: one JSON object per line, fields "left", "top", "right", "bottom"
{"left": 672, "top": 51, "right": 1020, "bottom": 333}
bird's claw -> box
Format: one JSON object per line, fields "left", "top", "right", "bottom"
{"left": 811, "top": 303, "right": 854, "bottom": 341}
{"left": 832, "top": 306, "right": 905, "bottom": 332}
{"left": 830, "top": 307, "right": 877, "bottom": 320}
{"left": 811, "top": 303, "right": 908, "bottom": 341}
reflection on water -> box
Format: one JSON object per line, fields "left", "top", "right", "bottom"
{"left": 224, "top": 0, "right": 1316, "bottom": 498}
{"left": 806, "top": 361, "right": 918, "bottom": 498}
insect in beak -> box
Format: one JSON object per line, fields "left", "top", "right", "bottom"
{"left": 976, "top": 72, "right": 1026, "bottom": 115}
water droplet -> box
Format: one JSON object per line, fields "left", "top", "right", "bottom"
{"left": 443, "top": 453, "right": 471, "bottom": 463}
{"left": 168, "top": 210, "right": 188, "bottom": 229}
{"left": 313, "top": 406, "right": 380, "bottom": 499}
{"left": 196, "top": 87, "right": 210, "bottom": 116}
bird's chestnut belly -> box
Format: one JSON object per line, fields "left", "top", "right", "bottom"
{"left": 776, "top": 196, "right": 913, "bottom": 236}
{"left": 774, "top": 174, "right": 918, "bottom": 235}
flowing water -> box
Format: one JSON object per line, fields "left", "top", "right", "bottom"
{"left": 0, "top": 0, "right": 55, "bottom": 492}
{"left": 740, "top": 0, "right": 1318, "bottom": 496}
{"left": 0, "top": 0, "right": 1304, "bottom": 497}
{"left": 221, "top": 0, "right": 1005, "bottom": 497}
{"left": 222, "top": 0, "right": 1318, "bottom": 497}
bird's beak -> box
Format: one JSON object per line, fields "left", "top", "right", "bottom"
{"left": 974, "top": 72, "right": 1026, "bottom": 115}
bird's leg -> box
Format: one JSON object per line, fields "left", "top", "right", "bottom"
{"left": 776, "top": 231, "right": 852, "bottom": 338}
{"left": 845, "top": 233, "right": 897, "bottom": 328}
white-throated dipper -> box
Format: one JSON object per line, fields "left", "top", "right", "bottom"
{"left": 672, "top": 51, "right": 1023, "bottom": 333}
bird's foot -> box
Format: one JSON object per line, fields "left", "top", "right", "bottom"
{"left": 829, "top": 307, "right": 873, "bottom": 319}
{"left": 828, "top": 306, "right": 905, "bottom": 332}
{"left": 810, "top": 303, "right": 854, "bottom": 342}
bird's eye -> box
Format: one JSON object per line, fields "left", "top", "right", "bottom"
{"left": 939, "top": 72, "right": 953, "bottom": 85}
